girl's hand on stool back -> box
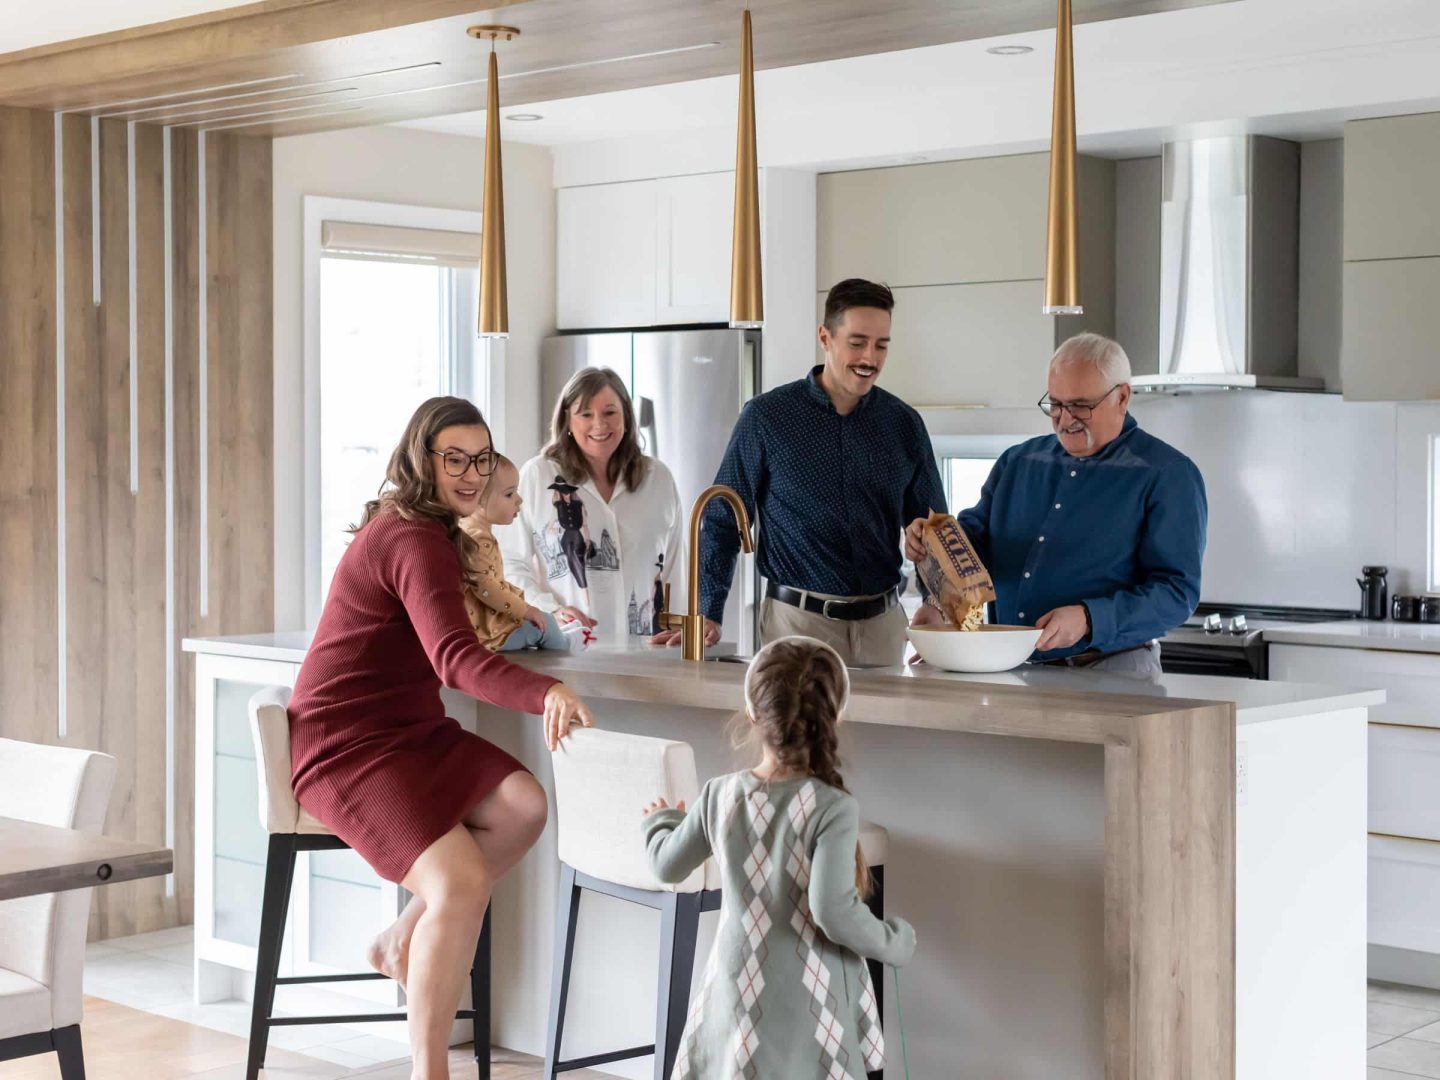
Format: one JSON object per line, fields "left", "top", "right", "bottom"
{"left": 543, "top": 683, "right": 594, "bottom": 751}
{"left": 641, "top": 797, "right": 685, "bottom": 818}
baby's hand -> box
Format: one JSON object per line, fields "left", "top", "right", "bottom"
{"left": 524, "top": 605, "right": 546, "bottom": 630}
{"left": 641, "top": 797, "right": 686, "bottom": 817}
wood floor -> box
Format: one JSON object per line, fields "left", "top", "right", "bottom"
{"left": 0, "top": 997, "right": 610, "bottom": 1080}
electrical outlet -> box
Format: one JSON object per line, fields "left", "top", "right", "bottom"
{"left": 1236, "top": 741, "right": 1249, "bottom": 807}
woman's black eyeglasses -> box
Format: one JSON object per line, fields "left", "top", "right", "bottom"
{"left": 1037, "top": 384, "right": 1121, "bottom": 420}
{"left": 430, "top": 448, "right": 498, "bottom": 478}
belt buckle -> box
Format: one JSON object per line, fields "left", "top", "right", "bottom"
{"left": 821, "top": 598, "right": 843, "bottom": 620}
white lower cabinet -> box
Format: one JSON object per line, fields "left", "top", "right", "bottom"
{"left": 193, "top": 650, "right": 401, "bottom": 1006}
{"left": 1270, "top": 642, "right": 1440, "bottom": 962}
{"left": 1370, "top": 835, "right": 1440, "bottom": 955}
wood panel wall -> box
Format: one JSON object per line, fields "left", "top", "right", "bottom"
{"left": 0, "top": 106, "right": 272, "bottom": 937}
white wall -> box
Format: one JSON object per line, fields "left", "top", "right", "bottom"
{"left": 272, "top": 126, "right": 556, "bottom": 631}
{"left": 1134, "top": 394, "right": 1440, "bottom": 607}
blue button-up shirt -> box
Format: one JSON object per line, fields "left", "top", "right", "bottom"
{"left": 958, "top": 414, "right": 1207, "bottom": 660}
{"left": 700, "top": 367, "right": 946, "bottom": 623}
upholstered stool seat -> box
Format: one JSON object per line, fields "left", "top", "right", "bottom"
{"left": 245, "top": 687, "right": 492, "bottom": 1080}
{"left": 543, "top": 728, "right": 889, "bottom": 1080}
{"left": 0, "top": 737, "right": 118, "bottom": 1080}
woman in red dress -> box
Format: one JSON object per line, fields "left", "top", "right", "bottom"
{"left": 288, "top": 396, "right": 592, "bottom": 1080}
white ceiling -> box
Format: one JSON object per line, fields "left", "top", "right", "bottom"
{"left": 0, "top": 0, "right": 256, "bottom": 54}
{"left": 396, "top": 0, "right": 1440, "bottom": 177}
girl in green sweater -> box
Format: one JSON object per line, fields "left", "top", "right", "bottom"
{"left": 642, "top": 635, "right": 916, "bottom": 1079}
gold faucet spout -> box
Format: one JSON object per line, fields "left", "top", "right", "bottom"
{"left": 668, "top": 484, "right": 753, "bottom": 661}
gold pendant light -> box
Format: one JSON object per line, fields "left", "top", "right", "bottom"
{"left": 729, "top": 7, "right": 763, "bottom": 329}
{"left": 1043, "top": 0, "right": 1082, "bottom": 315}
{"left": 469, "top": 24, "right": 519, "bottom": 338}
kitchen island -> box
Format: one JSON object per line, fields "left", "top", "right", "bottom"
{"left": 185, "top": 634, "right": 1379, "bottom": 1079}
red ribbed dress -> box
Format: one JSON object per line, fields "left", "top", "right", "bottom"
{"left": 289, "top": 510, "right": 559, "bottom": 884}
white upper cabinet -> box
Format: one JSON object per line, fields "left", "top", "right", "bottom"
{"left": 557, "top": 180, "right": 658, "bottom": 330}
{"left": 655, "top": 172, "right": 735, "bottom": 325}
{"left": 557, "top": 172, "right": 734, "bottom": 329}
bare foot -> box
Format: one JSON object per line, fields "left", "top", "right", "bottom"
{"left": 367, "top": 924, "right": 409, "bottom": 990}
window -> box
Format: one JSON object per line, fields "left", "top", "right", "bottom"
{"left": 303, "top": 197, "right": 491, "bottom": 622}
{"left": 942, "top": 456, "right": 997, "bottom": 516}
{"left": 318, "top": 258, "right": 483, "bottom": 597}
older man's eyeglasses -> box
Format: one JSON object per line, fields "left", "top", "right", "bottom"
{"left": 1037, "top": 384, "right": 1121, "bottom": 421}
{"left": 430, "top": 448, "right": 498, "bottom": 478}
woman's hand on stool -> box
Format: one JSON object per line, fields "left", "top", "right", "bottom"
{"left": 543, "top": 683, "right": 594, "bottom": 751}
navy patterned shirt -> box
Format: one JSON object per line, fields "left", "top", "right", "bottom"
{"left": 958, "top": 413, "right": 1208, "bottom": 659}
{"left": 700, "top": 366, "right": 946, "bottom": 624}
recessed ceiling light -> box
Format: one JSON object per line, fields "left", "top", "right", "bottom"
{"left": 987, "top": 45, "right": 1034, "bottom": 56}
{"left": 506, "top": 113, "right": 543, "bottom": 121}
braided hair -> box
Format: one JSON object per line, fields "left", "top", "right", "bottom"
{"left": 742, "top": 637, "right": 871, "bottom": 898}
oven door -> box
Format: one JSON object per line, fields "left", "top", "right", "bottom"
{"left": 1159, "top": 640, "right": 1268, "bottom": 679}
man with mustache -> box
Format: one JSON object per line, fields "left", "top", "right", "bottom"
{"left": 906, "top": 332, "right": 1207, "bottom": 676}
{"left": 670, "top": 278, "right": 945, "bottom": 666}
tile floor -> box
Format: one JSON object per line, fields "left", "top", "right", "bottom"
{"left": 88, "top": 928, "right": 1440, "bottom": 1078}
{"left": 1370, "top": 981, "right": 1440, "bottom": 1078}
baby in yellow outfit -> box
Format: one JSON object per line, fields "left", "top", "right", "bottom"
{"left": 461, "top": 454, "right": 576, "bottom": 652}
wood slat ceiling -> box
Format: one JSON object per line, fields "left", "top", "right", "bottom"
{"left": 0, "top": 0, "right": 1236, "bottom": 137}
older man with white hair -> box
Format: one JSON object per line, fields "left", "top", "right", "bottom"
{"left": 906, "top": 332, "right": 1207, "bottom": 675}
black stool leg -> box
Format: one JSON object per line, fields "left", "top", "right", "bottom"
{"left": 654, "top": 891, "right": 701, "bottom": 1080}
{"left": 471, "top": 904, "right": 492, "bottom": 1080}
{"left": 52, "top": 1025, "right": 85, "bottom": 1080}
{"left": 247, "top": 834, "right": 298, "bottom": 1080}
{"left": 543, "top": 864, "right": 582, "bottom": 1080}
{"left": 865, "top": 865, "right": 886, "bottom": 1080}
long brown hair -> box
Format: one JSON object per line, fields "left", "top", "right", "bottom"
{"left": 541, "top": 366, "right": 649, "bottom": 492}
{"left": 353, "top": 396, "right": 488, "bottom": 591}
{"left": 740, "top": 638, "right": 871, "bottom": 898}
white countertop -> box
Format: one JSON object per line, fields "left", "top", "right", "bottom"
{"left": 182, "top": 632, "right": 1383, "bottom": 726}
{"left": 1263, "top": 620, "right": 1440, "bottom": 655}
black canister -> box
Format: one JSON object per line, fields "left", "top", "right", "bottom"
{"left": 1358, "top": 565, "right": 1389, "bottom": 621}
{"left": 1420, "top": 596, "right": 1440, "bottom": 624}
{"left": 1393, "top": 594, "right": 1422, "bottom": 622}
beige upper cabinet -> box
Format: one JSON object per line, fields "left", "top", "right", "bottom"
{"left": 1342, "top": 113, "right": 1440, "bottom": 400}
{"left": 1344, "top": 114, "right": 1440, "bottom": 263}
{"left": 816, "top": 152, "right": 1115, "bottom": 408}
{"left": 819, "top": 155, "right": 1051, "bottom": 287}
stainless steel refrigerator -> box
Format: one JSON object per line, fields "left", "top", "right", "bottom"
{"left": 540, "top": 328, "right": 761, "bottom": 652}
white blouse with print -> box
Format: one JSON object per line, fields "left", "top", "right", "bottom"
{"left": 497, "top": 454, "right": 688, "bottom": 643}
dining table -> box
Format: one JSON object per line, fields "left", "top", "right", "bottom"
{"left": 0, "top": 815, "right": 173, "bottom": 901}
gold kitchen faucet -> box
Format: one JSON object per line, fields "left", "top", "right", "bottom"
{"left": 658, "top": 484, "right": 754, "bottom": 662}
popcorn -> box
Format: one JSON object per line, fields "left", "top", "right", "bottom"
{"left": 915, "top": 512, "right": 996, "bottom": 630}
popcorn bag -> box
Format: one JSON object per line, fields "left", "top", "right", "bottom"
{"left": 916, "top": 512, "right": 996, "bottom": 630}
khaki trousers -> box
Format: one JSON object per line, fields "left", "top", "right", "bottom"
{"left": 758, "top": 591, "right": 908, "bottom": 668}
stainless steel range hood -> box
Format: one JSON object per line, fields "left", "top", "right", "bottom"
{"left": 1131, "top": 135, "right": 1324, "bottom": 393}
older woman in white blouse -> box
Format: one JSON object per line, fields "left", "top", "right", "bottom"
{"left": 500, "top": 367, "right": 687, "bottom": 643}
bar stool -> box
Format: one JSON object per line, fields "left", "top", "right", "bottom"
{"left": 543, "top": 728, "right": 888, "bottom": 1080}
{"left": 246, "top": 687, "right": 492, "bottom": 1080}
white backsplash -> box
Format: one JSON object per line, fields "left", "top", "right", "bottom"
{"left": 1132, "top": 393, "right": 1440, "bottom": 610}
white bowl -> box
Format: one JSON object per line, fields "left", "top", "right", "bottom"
{"left": 906, "top": 624, "right": 1043, "bottom": 673}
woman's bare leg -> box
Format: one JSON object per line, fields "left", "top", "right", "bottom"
{"left": 400, "top": 825, "right": 492, "bottom": 1080}
{"left": 461, "top": 770, "right": 549, "bottom": 874}
{"left": 369, "top": 772, "right": 548, "bottom": 988}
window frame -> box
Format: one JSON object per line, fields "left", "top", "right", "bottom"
{"left": 302, "top": 195, "right": 498, "bottom": 627}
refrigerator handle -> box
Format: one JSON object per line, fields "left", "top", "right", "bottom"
{"left": 636, "top": 395, "right": 658, "bottom": 457}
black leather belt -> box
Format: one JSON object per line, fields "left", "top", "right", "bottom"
{"left": 766, "top": 583, "right": 898, "bottom": 622}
